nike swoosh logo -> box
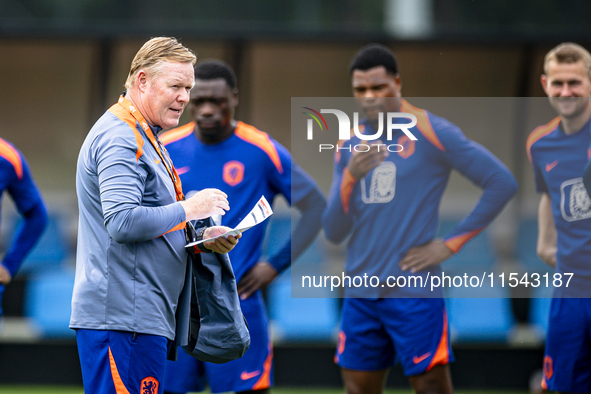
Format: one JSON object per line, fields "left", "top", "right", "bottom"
{"left": 240, "top": 370, "right": 261, "bottom": 380}
{"left": 413, "top": 352, "right": 431, "bottom": 364}
{"left": 545, "top": 160, "right": 559, "bottom": 172}
{"left": 155, "top": 158, "right": 162, "bottom": 165}
{"left": 176, "top": 166, "right": 190, "bottom": 175}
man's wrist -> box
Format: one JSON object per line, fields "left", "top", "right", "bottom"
{"left": 195, "top": 226, "right": 213, "bottom": 253}
{"left": 179, "top": 201, "right": 190, "bottom": 220}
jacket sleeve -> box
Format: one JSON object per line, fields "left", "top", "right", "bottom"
{"left": 322, "top": 144, "right": 355, "bottom": 244}
{"left": 2, "top": 151, "right": 48, "bottom": 276}
{"left": 263, "top": 141, "right": 327, "bottom": 272}
{"left": 95, "top": 129, "right": 186, "bottom": 243}
{"left": 268, "top": 186, "right": 326, "bottom": 273}
{"left": 438, "top": 124, "right": 518, "bottom": 253}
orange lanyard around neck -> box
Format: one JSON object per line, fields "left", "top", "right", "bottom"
{"left": 117, "top": 95, "right": 185, "bottom": 201}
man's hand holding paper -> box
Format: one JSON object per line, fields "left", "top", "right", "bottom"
{"left": 186, "top": 196, "right": 273, "bottom": 248}
{"left": 202, "top": 226, "right": 241, "bottom": 254}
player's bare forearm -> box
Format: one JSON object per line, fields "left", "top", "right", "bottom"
{"left": 399, "top": 239, "right": 453, "bottom": 273}
{"left": 537, "top": 193, "right": 557, "bottom": 268}
{"left": 0, "top": 264, "right": 12, "bottom": 285}
{"left": 537, "top": 247, "right": 557, "bottom": 268}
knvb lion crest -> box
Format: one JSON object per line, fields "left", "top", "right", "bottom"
{"left": 361, "top": 161, "right": 396, "bottom": 204}
{"left": 560, "top": 178, "right": 591, "bottom": 222}
{"left": 569, "top": 182, "right": 591, "bottom": 218}
{"left": 223, "top": 160, "right": 245, "bottom": 187}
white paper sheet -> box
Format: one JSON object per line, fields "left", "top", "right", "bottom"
{"left": 185, "top": 195, "right": 273, "bottom": 247}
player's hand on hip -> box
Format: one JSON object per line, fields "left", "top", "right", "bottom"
{"left": 399, "top": 239, "right": 453, "bottom": 273}
{"left": 202, "top": 226, "right": 241, "bottom": 254}
{"left": 347, "top": 139, "right": 389, "bottom": 179}
{"left": 237, "top": 262, "right": 278, "bottom": 300}
{"left": 181, "top": 188, "right": 230, "bottom": 221}
{"left": 0, "top": 264, "right": 12, "bottom": 285}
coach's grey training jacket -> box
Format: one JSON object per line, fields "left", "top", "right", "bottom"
{"left": 70, "top": 98, "right": 188, "bottom": 340}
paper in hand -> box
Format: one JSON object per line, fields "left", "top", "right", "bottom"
{"left": 185, "top": 195, "right": 273, "bottom": 247}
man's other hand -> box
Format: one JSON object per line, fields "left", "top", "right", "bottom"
{"left": 347, "top": 140, "right": 389, "bottom": 180}
{"left": 399, "top": 239, "right": 453, "bottom": 273}
{"left": 181, "top": 189, "right": 229, "bottom": 221}
{"left": 237, "top": 262, "right": 278, "bottom": 300}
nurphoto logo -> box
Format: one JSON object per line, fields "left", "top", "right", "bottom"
{"left": 303, "top": 107, "right": 418, "bottom": 152}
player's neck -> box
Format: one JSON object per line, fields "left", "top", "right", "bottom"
{"left": 195, "top": 120, "right": 237, "bottom": 145}
{"left": 561, "top": 105, "right": 591, "bottom": 135}
{"left": 367, "top": 99, "right": 402, "bottom": 131}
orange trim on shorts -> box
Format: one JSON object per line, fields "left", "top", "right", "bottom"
{"left": 334, "top": 330, "right": 346, "bottom": 364}
{"left": 0, "top": 138, "right": 23, "bottom": 180}
{"left": 252, "top": 343, "right": 273, "bottom": 390}
{"left": 543, "top": 355, "right": 553, "bottom": 381}
{"left": 108, "top": 104, "right": 145, "bottom": 162}
{"left": 400, "top": 100, "right": 445, "bottom": 152}
{"left": 340, "top": 168, "right": 356, "bottom": 214}
{"left": 108, "top": 346, "right": 131, "bottom": 394}
{"left": 444, "top": 228, "right": 484, "bottom": 254}
{"left": 526, "top": 117, "right": 561, "bottom": 163}
{"left": 337, "top": 330, "right": 346, "bottom": 355}
{"left": 235, "top": 122, "right": 283, "bottom": 173}
{"left": 427, "top": 310, "right": 450, "bottom": 371}
{"left": 160, "top": 122, "right": 195, "bottom": 146}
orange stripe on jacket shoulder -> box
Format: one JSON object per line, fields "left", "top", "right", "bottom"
{"left": 0, "top": 138, "right": 23, "bottom": 180}
{"left": 235, "top": 122, "right": 283, "bottom": 173}
{"left": 108, "top": 104, "right": 145, "bottom": 162}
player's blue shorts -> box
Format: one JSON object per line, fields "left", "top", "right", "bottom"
{"left": 542, "top": 297, "right": 591, "bottom": 392}
{"left": 76, "top": 329, "right": 169, "bottom": 394}
{"left": 335, "top": 297, "right": 453, "bottom": 376}
{"left": 163, "top": 291, "right": 273, "bottom": 394}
